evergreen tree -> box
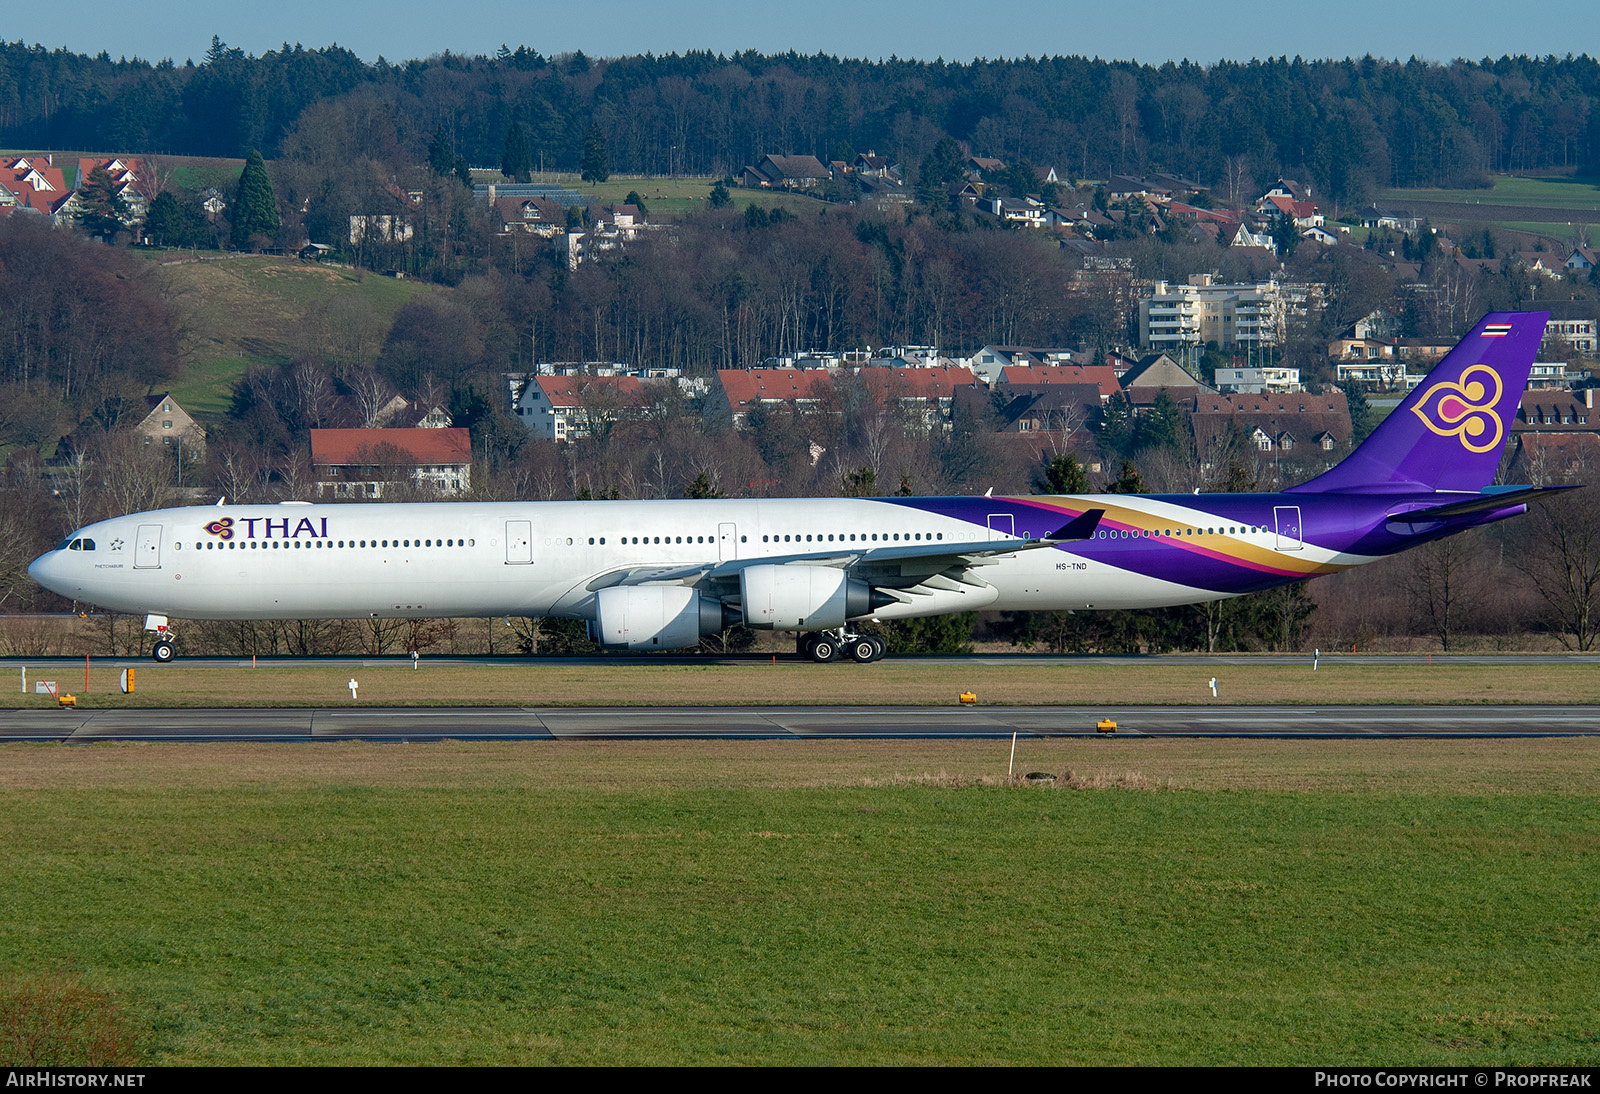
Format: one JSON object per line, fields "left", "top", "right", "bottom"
{"left": 428, "top": 123, "right": 454, "bottom": 175}
{"left": 683, "top": 472, "right": 724, "bottom": 499}
{"left": 1339, "top": 380, "right": 1376, "bottom": 445}
{"left": 1033, "top": 452, "right": 1090, "bottom": 494}
{"left": 144, "top": 190, "right": 206, "bottom": 247}
{"left": 916, "top": 136, "right": 965, "bottom": 208}
{"left": 501, "top": 122, "right": 533, "bottom": 183}
{"left": 624, "top": 191, "right": 648, "bottom": 216}
{"left": 230, "top": 149, "right": 279, "bottom": 250}
{"left": 1270, "top": 212, "right": 1300, "bottom": 258}
{"left": 75, "top": 166, "right": 130, "bottom": 241}
{"left": 708, "top": 182, "right": 732, "bottom": 209}
{"left": 1099, "top": 391, "right": 1134, "bottom": 457}
{"left": 1138, "top": 389, "right": 1187, "bottom": 453}
{"left": 580, "top": 123, "right": 610, "bottom": 184}
{"left": 1105, "top": 460, "right": 1148, "bottom": 494}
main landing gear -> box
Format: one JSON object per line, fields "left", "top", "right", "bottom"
{"left": 798, "top": 629, "right": 887, "bottom": 664}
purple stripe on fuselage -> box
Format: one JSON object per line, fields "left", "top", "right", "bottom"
{"left": 879, "top": 493, "right": 1521, "bottom": 596}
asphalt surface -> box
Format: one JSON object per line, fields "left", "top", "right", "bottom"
{"left": 2, "top": 704, "right": 1598, "bottom": 742}
{"left": 4, "top": 653, "right": 1599, "bottom": 669}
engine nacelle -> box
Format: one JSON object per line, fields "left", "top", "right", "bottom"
{"left": 593, "top": 585, "right": 730, "bottom": 650}
{"left": 739, "top": 564, "right": 871, "bottom": 630}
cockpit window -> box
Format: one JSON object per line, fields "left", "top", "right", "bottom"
{"left": 81, "top": 539, "right": 95, "bottom": 551}
{"left": 60, "top": 538, "right": 96, "bottom": 552}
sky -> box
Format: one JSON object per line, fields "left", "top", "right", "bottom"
{"left": 7, "top": 0, "right": 1599, "bottom": 67}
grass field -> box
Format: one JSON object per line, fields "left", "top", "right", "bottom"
{"left": 5, "top": 658, "right": 1599, "bottom": 710}
{"left": 154, "top": 256, "right": 437, "bottom": 423}
{"left": 1381, "top": 176, "right": 1600, "bottom": 212}
{"left": 486, "top": 171, "right": 832, "bottom": 218}
{"left": 2, "top": 737, "right": 1597, "bottom": 1065}
{"left": 1379, "top": 175, "right": 1600, "bottom": 245}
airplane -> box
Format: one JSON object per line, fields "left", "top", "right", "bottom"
{"left": 28, "top": 311, "right": 1572, "bottom": 664}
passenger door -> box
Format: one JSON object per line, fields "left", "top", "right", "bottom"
{"left": 134, "top": 524, "right": 162, "bottom": 569}
{"left": 505, "top": 520, "right": 533, "bottom": 564}
{"left": 1273, "top": 506, "right": 1303, "bottom": 551}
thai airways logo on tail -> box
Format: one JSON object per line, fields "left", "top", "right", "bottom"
{"left": 1410, "top": 364, "right": 1504, "bottom": 453}
{"left": 1288, "top": 311, "right": 1547, "bottom": 495}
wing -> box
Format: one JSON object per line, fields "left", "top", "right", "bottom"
{"left": 583, "top": 510, "right": 1105, "bottom": 603}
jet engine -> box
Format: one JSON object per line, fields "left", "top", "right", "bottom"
{"left": 739, "top": 564, "right": 874, "bottom": 630}
{"left": 593, "top": 585, "right": 733, "bottom": 650}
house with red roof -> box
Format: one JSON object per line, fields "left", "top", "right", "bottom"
{"left": 310, "top": 428, "right": 472, "bottom": 498}
{"left": 713, "top": 368, "right": 839, "bottom": 427}
{"left": 0, "top": 156, "right": 77, "bottom": 222}
{"left": 1256, "top": 192, "right": 1323, "bottom": 228}
{"left": 513, "top": 375, "right": 651, "bottom": 442}
{"left": 996, "top": 363, "right": 1121, "bottom": 402}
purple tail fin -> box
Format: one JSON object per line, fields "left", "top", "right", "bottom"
{"left": 1289, "top": 311, "right": 1548, "bottom": 494}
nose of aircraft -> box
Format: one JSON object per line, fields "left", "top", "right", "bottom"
{"left": 27, "top": 550, "right": 62, "bottom": 593}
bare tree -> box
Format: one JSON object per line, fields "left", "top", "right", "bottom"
{"left": 292, "top": 360, "right": 335, "bottom": 428}
{"left": 275, "top": 449, "right": 318, "bottom": 502}
{"left": 1401, "top": 535, "right": 1487, "bottom": 651}
{"left": 215, "top": 444, "right": 272, "bottom": 504}
{"left": 351, "top": 369, "right": 398, "bottom": 428}
{"left": 100, "top": 435, "right": 172, "bottom": 516}
{"left": 1517, "top": 491, "right": 1600, "bottom": 650}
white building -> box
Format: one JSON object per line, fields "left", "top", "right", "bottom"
{"left": 1139, "top": 274, "right": 1313, "bottom": 352}
{"left": 1214, "top": 366, "right": 1301, "bottom": 394}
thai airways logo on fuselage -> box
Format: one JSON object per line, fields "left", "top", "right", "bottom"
{"left": 1410, "top": 364, "right": 1505, "bottom": 454}
{"left": 203, "top": 515, "right": 330, "bottom": 540}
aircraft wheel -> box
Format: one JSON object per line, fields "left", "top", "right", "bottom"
{"left": 868, "top": 636, "right": 887, "bottom": 661}
{"left": 151, "top": 639, "right": 175, "bottom": 664}
{"left": 846, "top": 637, "right": 877, "bottom": 663}
{"left": 809, "top": 636, "right": 840, "bottom": 663}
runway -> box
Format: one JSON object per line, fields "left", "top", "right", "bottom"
{"left": 2, "top": 704, "right": 1599, "bottom": 742}
{"left": 5, "top": 653, "right": 1600, "bottom": 668}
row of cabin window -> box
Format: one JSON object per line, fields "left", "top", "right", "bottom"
{"left": 186, "top": 538, "right": 476, "bottom": 550}
{"left": 582, "top": 535, "right": 751, "bottom": 545}
{"left": 764, "top": 532, "right": 943, "bottom": 543}
{"left": 574, "top": 532, "right": 947, "bottom": 547}
{"left": 1095, "top": 525, "right": 1264, "bottom": 540}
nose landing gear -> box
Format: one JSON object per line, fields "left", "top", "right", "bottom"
{"left": 144, "top": 613, "right": 176, "bottom": 663}
{"left": 799, "top": 629, "right": 886, "bottom": 663}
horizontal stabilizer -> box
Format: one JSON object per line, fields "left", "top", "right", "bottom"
{"left": 1045, "top": 508, "right": 1105, "bottom": 541}
{"left": 1397, "top": 485, "right": 1581, "bottom": 522}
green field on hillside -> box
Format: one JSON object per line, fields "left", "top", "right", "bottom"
{"left": 480, "top": 171, "right": 829, "bottom": 218}
{"left": 153, "top": 256, "right": 437, "bottom": 424}
{"left": 1379, "top": 175, "right": 1600, "bottom": 245}
{"left": 1381, "top": 175, "right": 1600, "bottom": 212}
{"left": 2, "top": 739, "right": 1597, "bottom": 1065}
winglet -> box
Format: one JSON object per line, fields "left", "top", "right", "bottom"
{"left": 1045, "top": 509, "right": 1104, "bottom": 541}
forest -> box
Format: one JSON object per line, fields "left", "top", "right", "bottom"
{"left": 4, "top": 40, "right": 1600, "bottom": 205}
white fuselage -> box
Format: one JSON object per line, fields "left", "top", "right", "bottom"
{"left": 27, "top": 496, "right": 1354, "bottom": 625}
